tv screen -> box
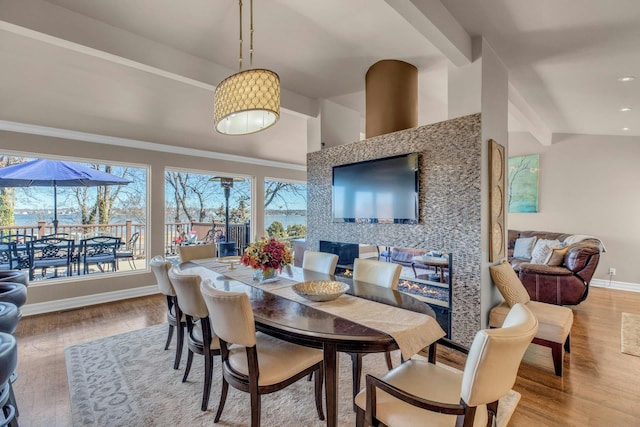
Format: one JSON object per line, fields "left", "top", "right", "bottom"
{"left": 332, "top": 153, "right": 419, "bottom": 224}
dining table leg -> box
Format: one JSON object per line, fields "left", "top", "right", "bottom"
{"left": 323, "top": 342, "right": 338, "bottom": 427}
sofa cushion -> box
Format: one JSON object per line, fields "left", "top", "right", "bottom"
{"left": 546, "top": 246, "right": 569, "bottom": 266}
{"left": 513, "top": 236, "right": 537, "bottom": 259}
{"left": 530, "top": 239, "right": 561, "bottom": 264}
{"left": 490, "top": 261, "right": 531, "bottom": 307}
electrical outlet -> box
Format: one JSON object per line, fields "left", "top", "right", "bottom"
{"left": 608, "top": 267, "right": 616, "bottom": 276}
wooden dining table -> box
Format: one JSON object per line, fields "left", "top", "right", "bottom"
{"left": 181, "top": 259, "right": 445, "bottom": 427}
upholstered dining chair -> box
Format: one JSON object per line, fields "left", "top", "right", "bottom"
{"left": 302, "top": 250, "right": 339, "bottom": 275}
{"left": 150, "top": 256, "right": 184, "bottom": 370}
{"left": 200, "top": 281, "right": 325, "bottom": 427}
{"left": 168, "top": 267, "right": 221, "bottom": 411}
{"left": 178, "top": 244, "right": 217, "bottom": 262}
{"left": 350, "top": 258, "right": 402, "bottom": 402}
{"left": 355, "top": 303, "right": 538, "bottom": 427}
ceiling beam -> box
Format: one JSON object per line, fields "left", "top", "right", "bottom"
{"left": 384, "top": 0, "right": 472, "bottom": 66}
{"left": 508, "top": 83, "right": 552, "bottom": 146}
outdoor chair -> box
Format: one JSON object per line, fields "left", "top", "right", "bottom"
{"left": 0, "top": 235, "right": 32, "bottom": 270}
{"left": 0, "top": 242, "right": 18, "bottom": 271}
{"left": 200, "top": 281, "right": 325, "bottom": 427}
{"left": 349, "top": 258, "right": 402, "bottom": 405}
{"left": 115, "top": 232, "right": 139, "bottom": 269}
{"left": 26, "top": 237, "right": 74, "bottom": 280}
{"left": 168, "top": 267, "right": 220, "bottom": 411}
{"left": 354, "top": 303, "right": 538, "bottom": 427}
{"left": 79, "top": 236, "right": 121, "bottom": 274}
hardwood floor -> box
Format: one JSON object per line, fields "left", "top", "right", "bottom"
{"left": 11, "top": 286, "right": 640, "bottom": 426}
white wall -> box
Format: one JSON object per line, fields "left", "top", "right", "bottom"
{"left": 509, "top": 132, "right": 640, "bottom": 286}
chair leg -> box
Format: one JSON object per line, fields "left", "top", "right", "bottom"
{"left": 174, "top": 323, "right": 184, "bottom": 370}
{"left": 314, "top": 365, "right": 325, "bottom": 420}
{"left": 355, "top": 407, "right": 365, "bottom": 427}
{"left": 164, "top": 324, "right": 174, "bottom": 350}
{"left": 564, "top": 334, "right": 571, "bottom": 353}
{"left": 201, "top": 349, "right": 213, "bottom": 411}
{"left": 182, "top": 349, "right": 194, "bottom": 382}
{"left": 250, "top": 387, "right": 261, "bottom": 427}
{"left": 551, "top": 342, "right": 563, "bottom": 376}
{"left": 384, "top": 351, "right": 393, "bottom": 370}
{"left": 214, "top": 377, "right": 229, "bottom": 423}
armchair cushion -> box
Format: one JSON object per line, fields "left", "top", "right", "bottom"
{"left": 490, "top": 261, "right": 531, "bottom": 307}
{"left": 530, "top": 239, "right": 561, "bottom": 264}
{"left": 546, "top": 246, "right": 568, "bottom": 266}
{"left": 490, "top": 301, "right": 572, "bottom": 344}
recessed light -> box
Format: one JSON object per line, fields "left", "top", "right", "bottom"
{"left": 622, "top": 127, "right": 630, "bottom": 131}
{"left": 618, "top": 76, "right": 636, "bottom": 82}
{"left": 620, "top": 107, "right": 632, "bottom": 112}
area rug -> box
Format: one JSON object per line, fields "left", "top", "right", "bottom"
{"left": 621, "top": 312, "right": 640, "bottom": 357}
{"left": 65, "top": 323, "right": 520, "bottom": 426}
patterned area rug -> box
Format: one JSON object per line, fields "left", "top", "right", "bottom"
{"left": 65, "top": 323, "right": 520, "bottom": 426}
{"left": 621, "top": 312, "right": 640, "bottom": 357}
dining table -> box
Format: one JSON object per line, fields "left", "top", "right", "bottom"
{"left": 180, "top": 259, "right": 445, "bottom": 427}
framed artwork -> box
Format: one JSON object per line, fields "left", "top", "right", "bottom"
{"left": 489, "top": 139, "right": 506, "bottom": 262}
{"left": 508, "top": 154, "right": 539, "bottom": 213}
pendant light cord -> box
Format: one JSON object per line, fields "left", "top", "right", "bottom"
{"left": 238, "top": 0, "right": 243, "bottom": 71}
{"left": 238, "top": 0, "right": 254, "bottom": 71}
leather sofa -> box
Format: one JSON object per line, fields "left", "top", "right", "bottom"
{"left": 508, "top": 230, "right": 604, "bottom": 306}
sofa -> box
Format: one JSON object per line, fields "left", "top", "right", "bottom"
{"left": 507, "top": 230, "right": 604, "bottom": 306}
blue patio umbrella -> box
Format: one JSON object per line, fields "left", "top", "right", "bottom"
{"left": 0, "top": 159, "right": 132, "bottom": 233}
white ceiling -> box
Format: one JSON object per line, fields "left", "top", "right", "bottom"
{"left": 0, "top": 0, "right": 638, "bottom": 165}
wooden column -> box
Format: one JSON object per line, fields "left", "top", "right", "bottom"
{"left": 365, "top": 60, "right": 418, "bottom": 138}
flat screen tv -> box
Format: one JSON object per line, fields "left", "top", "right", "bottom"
{"left": 332, "top": 153, "right": 419, "bottom": 224}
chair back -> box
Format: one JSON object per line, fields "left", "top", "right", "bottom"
{"left": 178, "top": 244, "right": 217, "bottom": 262}
{"left": 302, "top": 251, "right": 338, "bottom": 274}
{"left": 200, "top": 281, "right": 256, "bottom": 347}
{"left": 126, "top": 232, "right": 140, "bottom": 250}
{"left": 461, "top": 303, "right": 538, "bottom": 406}
{"left": 168, "top": 267, "right": 208, "bottom": 318}
{"left": 353, "top": 258, "right": 401, "bottom": 289}
{"left": 0, "top": 241, "right": 16, "bottom": 270}
{"left": 28, "top": 237, "right": 74, "bottom": 263}
{"left": 81, "top": 236, "right": 121, "bottom": 258}
{"left": 150, "top": 256, "right": 175, "bottom": 296}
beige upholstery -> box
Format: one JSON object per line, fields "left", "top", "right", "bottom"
{"left": 150, "top": 256, "right": 175, "bottom": 296}
{"left": 353, "top": 258, "right": 401, "bottom": 289}
{"left": 302, "top": 250, "right": 338, "bottom": 275}
{"left": 200, "top": 282, "right": 325, "bottom": 425}
{"left": 178, "top": 244, "right": 217, "bottom": 262}
{"left": 355, "top": 304, "right": 538, "bottom": 427}
{"left": 490, "top": 300, "right": 573, "bottom": 376}
{"left": 168, "top": 267, "right": 209, "bottom": 319}
{"left": 489, "top": 261, "right": 531, "bottom": 307}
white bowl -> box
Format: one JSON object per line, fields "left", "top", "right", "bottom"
{"left": 292, "top": 280, "right": 350, "bottom": 302}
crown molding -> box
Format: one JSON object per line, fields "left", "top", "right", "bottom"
{"left": 0, "top": 120, "right": 307, "bottom": 171}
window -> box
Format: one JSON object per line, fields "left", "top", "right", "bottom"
{"left": 264, "top": 179, "right": 307, "bottom": 241}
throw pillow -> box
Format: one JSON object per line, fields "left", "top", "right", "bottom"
{"left": 546, "top": 246, "right": 569, "bottom": 266}
{"left": 489, "top": 261, "right": 531, "bottom": 307}
{"left": 512, "top": 236, "right": 537, "bottom": 259}
{"left": 530, "top": 239, "right": 561, "bottom": 264}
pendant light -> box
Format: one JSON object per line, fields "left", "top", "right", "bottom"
{"left": 214, "top": 0, "right": 280, "bottom": 135}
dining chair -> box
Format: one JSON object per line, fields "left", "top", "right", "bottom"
{"left": 355, "top": 303, "right": 538, "bottom": 427}
{"left": 200, "top": 281, "right": 325, "bottom": 427}
{"left": 150, "top": 256, "right": 184, "bottom": 370}
{"left": 79, "top": 236, "right": 121, "bottom": 274}
{"left": 115, "top": 232, "right": 139, "bottom": 269}
{"left": 302, "top": 250, "right": 339, "bottom": 275}
{"left": 168, "top": 267, "right": 220, "bottom": 411}
{"left": 26, "top": 237, "right": 74, "bottom": 280}
{"left": 350, "top": 258, "right": 402, "bottom": 403}
{"left": 178, "top": 244, "right": 217, "bottom": 262}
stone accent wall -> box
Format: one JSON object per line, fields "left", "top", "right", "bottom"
{"left": 307, "top": 113, "right": 482, "bottom": 345}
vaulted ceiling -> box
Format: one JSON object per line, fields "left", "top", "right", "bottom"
{"left": 1, "top": 0, "right": 638, "bottom": 165}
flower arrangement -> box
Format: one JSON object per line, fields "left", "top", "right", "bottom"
{"left": 240, "top": 237, "right": 293, "bottom": 272}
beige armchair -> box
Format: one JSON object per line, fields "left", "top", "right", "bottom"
{"left": 302, "top": 250, "right": 338, "bottom": 274}
{"left": 178, "top": 243, "right": 217, "bottom": 262}
{"left": 355, "top": 303, "right": 538, "bottom": 427}
{"left": 350, "top": 258, "right": 402, "bottom": 404}
{"left": 150, "top": 256, "right": 184, "bottom": 370}
{"left": 200, "top": 281, "right": 324, "bottom": 427}
{"left": 168, "top": 267, "right": 221, "bottom": 411}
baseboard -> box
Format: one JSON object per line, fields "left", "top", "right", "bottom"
{"left": 591, "top": 278, "right": 640, "bottom": 293}
{"left": 21, "top": 285, "right": 160, "bottom": 316}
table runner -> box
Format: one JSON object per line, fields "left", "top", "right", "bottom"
{"left": 191, "top": 259, "right": 445, "bottom": 359}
